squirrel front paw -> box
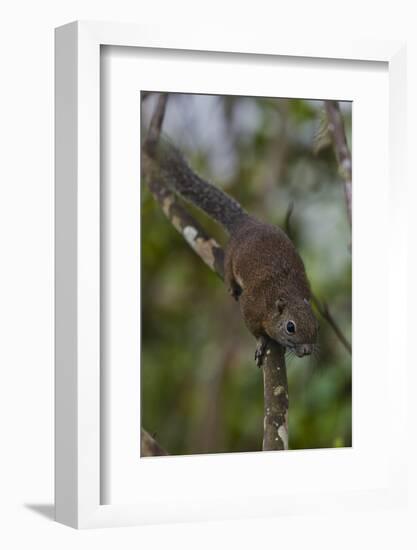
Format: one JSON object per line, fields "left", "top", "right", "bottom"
{"left": 254, "top": 336, "right": 268, "bottom": 367}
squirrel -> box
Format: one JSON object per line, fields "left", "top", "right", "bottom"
{"left": 148, "top": 138, "right": 319, "bottom": 366}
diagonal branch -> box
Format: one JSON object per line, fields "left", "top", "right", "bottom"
{"left": 143, "top": 94, "right": 225, "bottom": 276}
{"left": 142, "top": 93, "right": 288, "bottom": 451}
{"left": 311, "top": 294, "right": 352, "bottom": 355}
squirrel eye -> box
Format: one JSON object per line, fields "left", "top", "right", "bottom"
{"left": 286, "top": 321, "right": 296, "bottom": 334}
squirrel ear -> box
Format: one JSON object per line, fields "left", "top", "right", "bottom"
{"left": 276, "top": 297, "right": 286, "bottom": 314}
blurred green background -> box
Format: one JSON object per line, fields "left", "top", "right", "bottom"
{"left": 141, "top": 93, "right": 352, "bottom": 455}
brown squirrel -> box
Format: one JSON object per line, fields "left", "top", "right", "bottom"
{"left": 150, "top": 138, "right": 319, "bottom": 365}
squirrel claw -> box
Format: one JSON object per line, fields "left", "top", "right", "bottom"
{"left": 228, "top": 284, "right": 242, "bottom": 302}
{"left": 255, "top": 337, "right": 268, "bottom": 367}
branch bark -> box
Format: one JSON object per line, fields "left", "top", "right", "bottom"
{"left": 142, "top": 93, "right": 288, "bottom": 451}
{"left": 262, "top": 340, "right": 289, "bottom": 450}
{"left": 324, "top": 100, "right": 352, "bottom": 226}
{"left": 141, "top": 428, "right": 168, "bottom": 457}
{"left": 143, "top": 163, "right": 225, "bottom": 277}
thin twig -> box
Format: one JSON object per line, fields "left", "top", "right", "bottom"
{"left": 284, "top": 203, "right": 351, "bottom": 356}
{"left": 311, "top": 294, "right": 352, "bottom": 355}
{"left": 284, "top": 201, "right": 294, "bottom": 237}
{"left": 141, "top": 91, "right": 153, "bottom": 101}
{"left": 142, "top": 93, "right": 288, "bottom": 451}
{"left": 145, "top": 92, "right": 169, "bottom": 156}
{"left": 324, "top": 100, "right": 352, "bottom": 226}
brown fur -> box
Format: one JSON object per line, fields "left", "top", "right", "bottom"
{"left": 225, "top": 217, "right": 318, "bottom": 359}
{"left": 154, "top": 139, "right": 318, "bottom": 361}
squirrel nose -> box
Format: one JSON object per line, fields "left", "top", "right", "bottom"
{"left": 297, "top": 344, "right": 312, "bottom": 357}
{"left": 304, "top": 344, "right": 313, "bottom": 355}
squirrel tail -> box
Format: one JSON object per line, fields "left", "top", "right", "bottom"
{"left": 149, "top": 138, "right": 247, "bottom": 233}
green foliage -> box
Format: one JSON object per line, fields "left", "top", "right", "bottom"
{"left": 141, "top": 95, "right": 352, "bottom": 455}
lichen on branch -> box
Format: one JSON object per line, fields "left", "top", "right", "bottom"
{"left": 262, "top": 340, "right": 289, "bottom": 450}
{"left": 142, "top": 154, "right": 225, "bottom": 278}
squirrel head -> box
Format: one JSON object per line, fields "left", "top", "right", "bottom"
{"left": 263, "top": 293, "right": 318, "bottom": 357}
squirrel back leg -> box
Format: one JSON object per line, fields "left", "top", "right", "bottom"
{"left": 238, "top": 292, "right": 268, "bottom": 367}
{"left": 224, "top": 248, "right": 242, "bottom": 301}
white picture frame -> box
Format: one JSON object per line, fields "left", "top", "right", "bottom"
{"left": 55, "top": 21, "right": 407, "bottom": 529}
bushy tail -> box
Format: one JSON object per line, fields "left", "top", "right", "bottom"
{"left": 148, "top": 138, "right": 247, "bottom": 233}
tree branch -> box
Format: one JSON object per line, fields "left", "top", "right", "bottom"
{"left": 262, "top": 340, "right": 289, "bottom": 450}
{"left": 144, "top": 166, "right": 226, "bottom": 278}
{"left": 142, "top": 93, "right": 288, "bottom": 451}
{"left": 324, "top": 100, "right": 352, "bottom": 226}
{"left": 145, "top": 93, "right": 169, "bottom": 156}
{"left": 141, "top": 428, "right": 168, "bottom": 457}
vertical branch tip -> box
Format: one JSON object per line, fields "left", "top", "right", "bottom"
{"left": 324, "top": 100, "right": 352, "bottom": 227}
{"left": 145, "top": 92, "right": 169, "bottom": 155}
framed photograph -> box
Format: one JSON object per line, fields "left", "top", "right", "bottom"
{"left": 55, "top": 21, "right": 407, "bottom": 528}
